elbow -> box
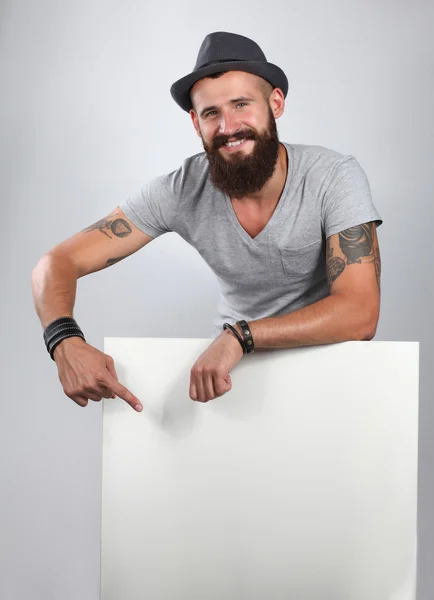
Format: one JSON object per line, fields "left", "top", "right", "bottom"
{"left": 32, "top": 253, "right": 51, "bottom": 283}
{"left": 354, "top": 310, "right": 379, "bottom": 341}
{"left": 361, "top": 327, "right": 377, "bottom": 341}
{"left": 343, "top": 296, "right": 379, "bottom": 342}
{"left": 32, "top": 255, "right": 45, "bottom": 284}
{"left": 335, "top": 291, "right": 380, "bottom": 342}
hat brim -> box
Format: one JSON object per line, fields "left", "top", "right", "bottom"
{"left": 170, "top": 61, "right": 289, "bottom": 112}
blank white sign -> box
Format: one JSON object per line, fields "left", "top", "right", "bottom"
{"left": 101, "top": 339, "right": 418, "bottom": 600}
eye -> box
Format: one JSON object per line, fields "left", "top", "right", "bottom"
{"left": 237, "top": 102, "right": 248, "bottom": 108}
{"left": 205, "top": 110, "right": 217, "bottom": 118}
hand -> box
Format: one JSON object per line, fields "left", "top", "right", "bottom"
{"left": 189, "top": 328, "right": 244, "bottom": 402}
{"left": 53, "top": 337, "right": 143, "bottom": 412}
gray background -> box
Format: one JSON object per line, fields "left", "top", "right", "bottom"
{"left": 1, "top": 0, "right": 432, "bottom": 598}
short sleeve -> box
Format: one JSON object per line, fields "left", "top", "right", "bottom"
{"left": 119, "top": 172, "right": 178, "bottom": 239}
{"left": 321, "top": 156, "right": 383, "bottom": 238}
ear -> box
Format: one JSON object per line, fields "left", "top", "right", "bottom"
{"left": 190, "top": 109, "right": 202, "bottom": 137}
{"left": 269, "top": 88, "right": 285, "bottom": 119}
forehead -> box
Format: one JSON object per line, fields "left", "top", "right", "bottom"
{"left": 190, "top": 71, "right": 264, "bottom": 111}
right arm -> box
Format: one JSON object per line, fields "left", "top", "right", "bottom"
{"left": 32, "top": 206, "right": 153, "bottom": 410}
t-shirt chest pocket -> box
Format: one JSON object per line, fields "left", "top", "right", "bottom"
{"left": 279, "top": 239, "right": 324, "bottom": 283}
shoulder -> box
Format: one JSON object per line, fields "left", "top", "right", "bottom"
{"left": 154, "top": 151, "right": 211, "bottom": 198}
{"left": 282, "top": 142, "right": 366, "bottom": 183}
{"left": 283, "top": 142, "right": 350, "bottom": 166}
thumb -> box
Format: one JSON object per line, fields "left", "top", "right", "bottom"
{"left": 224, "top": 373, "right": 232, "bottom": 390}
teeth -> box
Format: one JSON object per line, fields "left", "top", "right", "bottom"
{"left": 225, "top": 139, "right": 246, "bottom": 147}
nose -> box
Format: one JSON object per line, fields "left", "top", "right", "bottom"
{"left": 218, "top": 110, "right": 241, "bottom": 136}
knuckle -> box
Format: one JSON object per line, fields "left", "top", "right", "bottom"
{"left": 94, "top": 371, "right": 107, "bottom": 385}
{"left": 65, "top": 386, "right": 81, "bottom": 398}
{"left": 82, "top": 383, "right": 97, "bottom": 395}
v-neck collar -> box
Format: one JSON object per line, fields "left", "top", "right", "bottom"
{"left": 222, "top": 143, "right": 293, "bottom": 245}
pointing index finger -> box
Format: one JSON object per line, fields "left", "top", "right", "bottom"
{"left": 108, "top": 376, "right": 143, "bottom": 412}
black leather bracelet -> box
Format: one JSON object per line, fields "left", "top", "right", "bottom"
{"left": 48, "top": 332, "right": 86, "bottom": 360}
{"left": 223, "top": 323, "right": 247, "bottom": 354}
{"left": 44, "top": 316, "right": 78, "bottom": 343}
{"left": 46, "top": 326, "right": 84, "bottom": 349}
{"left": 236, "top": 319, "right": 255, "bottom": 354}
{"left": 45, "top": 325, "right": 83, "bottom": 348}
{"left": 43, "top": 316, "right": 86, "bottom": 360}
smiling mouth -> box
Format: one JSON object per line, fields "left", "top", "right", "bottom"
{"left": 224, "top": 138, "right": 246, "bottom": 147}
{"left": 220, "top": 138, "right": 254, "bottom": 152}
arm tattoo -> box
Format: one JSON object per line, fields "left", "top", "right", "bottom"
{"left": 106, "top": 256, "right": 127, "bottom": 267}
{"left": 326, "top": 240, "right": 346, "bottom": 285}
{"left": 338, "top": 224, "right": 373, "bottom": 264}
{"left": 328, "top": 256, "right": 346, "bottom": 284}
{"left": 82, "top": 213, "right": 132, "bottom": 239}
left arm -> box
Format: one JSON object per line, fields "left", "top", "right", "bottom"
{"left": 190, "top": 221, "right": 381, "bottom": 402}
{"left": 246, "top": 221, "right": 381, "bottom": 348}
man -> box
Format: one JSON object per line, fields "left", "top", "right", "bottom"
{"left": 32, "top": 31, "right": 382, "bottom": 410}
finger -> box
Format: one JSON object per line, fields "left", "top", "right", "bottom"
{"left": 105, "top": 357, "right": 118, "bottom": 398}
{"left": 71, "top": 395, "right": 89, "bottom": 407}
{"left": 203, "top": 373, "right": 216, "bottom": 401}
{"left": 213, "top": 372, "right": 232, "bottom": 397}
{"left": 105, "top": 356, "right": 118, "bottom": 380}
{"left": 82, "top": 389, "right": 103, "bottom": 402}
{"left": 97, "top": 385, "right": 115, "bottom": 400}
{"left": 189, "top": 376, "right": 198, "bottom": 401}
{"left": 106, "top": 374, "right": 143, "bottom": 412}
{"left": 195, "top": 374, "right": 207, "bottom": 403}
{"left": 82, "top": 384, "right": 113, "bottom": 400}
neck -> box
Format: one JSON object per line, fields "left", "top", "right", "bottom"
{"left": 231, "top": 143, "right": 288, "bottom": 207}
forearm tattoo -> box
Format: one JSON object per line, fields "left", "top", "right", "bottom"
{"left": 326, "top": 223, "right": 381, "bottom": 290}
{"left": 81, "top": 212, "right": 132, "bottom": 239}
{"left": 106, "top": 256, "right": 127, "bottom": 267}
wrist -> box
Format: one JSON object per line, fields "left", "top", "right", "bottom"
{"left": 222, "top": 323, "right": 247, "bottom": 356}
{"left": 233, "top": 322, "right": 243, "bottom": 336}
{"left": 44, "top": 315, "right": 86, "bottom": 360}
{"left": 235, "top": 319, "right": 255, "bottom": 354}
{"left": 222, "top": 327, "right": 245, "bottom": 355}
{"left": 52, "top": 336, "right": 86, "bottom": 362}
{"left": 223, "top": 329, "right": 244, "bottom": 356}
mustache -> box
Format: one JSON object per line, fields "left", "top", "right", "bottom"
{"left": 211, "top": 130, "right": 258, "bottom": 150}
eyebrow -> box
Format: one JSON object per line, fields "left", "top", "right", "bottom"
{"left": 199, "top": 97, "right": 255, "bottom": 118}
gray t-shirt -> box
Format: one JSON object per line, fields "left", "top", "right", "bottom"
{"left": 120, "top": 143, "right": 383, "bottom": 337}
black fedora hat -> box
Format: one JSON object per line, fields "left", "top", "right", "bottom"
{"left": 170, "top": 31, "right": 289, "bottom": 112}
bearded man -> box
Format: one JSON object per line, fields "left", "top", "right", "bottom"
{"left": 32, "top": 31, "right": 383, "bottom": 408}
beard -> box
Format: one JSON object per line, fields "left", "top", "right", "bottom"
{"left": 201, "top": 106, "right": 280, "bottom": 200}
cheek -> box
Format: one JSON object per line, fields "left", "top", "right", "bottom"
{"left": 241, "top": 111, "right": 261, "bottom": 131}
{"left": 199, "top": 121, "right": 218, "bottom": 142}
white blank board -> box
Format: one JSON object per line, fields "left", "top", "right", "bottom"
{"left": 102, "top": 339, "right": 419, "bottom": 600}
